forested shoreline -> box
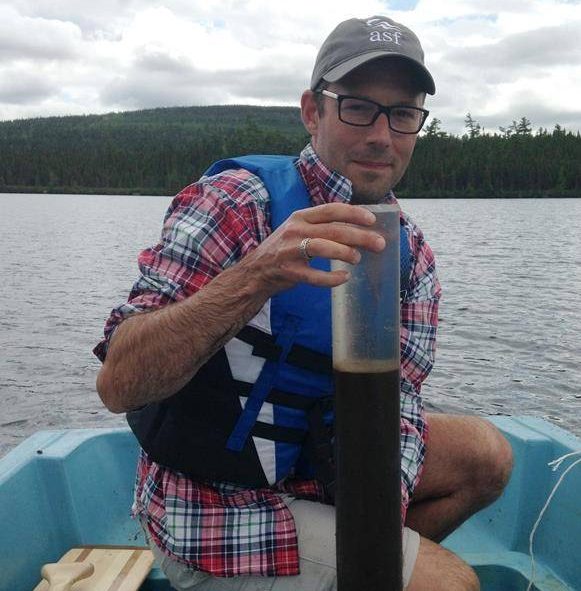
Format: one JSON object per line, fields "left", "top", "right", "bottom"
{"left": 1, "top": 105, "right": 579, "bottom": 197}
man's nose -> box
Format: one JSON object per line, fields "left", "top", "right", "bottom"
{"left": 367, "top": 112, "right": 393, "bottom": 144}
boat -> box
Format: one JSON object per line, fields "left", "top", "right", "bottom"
{"left": 0, "top": 416, "right": 579, "bottom": 591}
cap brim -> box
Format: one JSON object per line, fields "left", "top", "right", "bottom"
{"left": 322, "top": 51, "right": 435, "bottom": 95}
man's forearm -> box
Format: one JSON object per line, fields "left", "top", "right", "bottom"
{"left": 96, "top": 256, "right": 271, "bottom": 413}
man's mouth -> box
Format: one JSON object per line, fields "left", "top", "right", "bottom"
{"left": 352, "top": 160, "right": 391, "bottom": 170}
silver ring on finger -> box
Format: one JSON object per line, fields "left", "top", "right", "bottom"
{"left": 299, "top": 237, "right": 314, "bottom": 261}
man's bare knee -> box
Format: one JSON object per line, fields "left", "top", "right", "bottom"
{"left": 471, "top": 419, "right": 513, "bottom": 502}
{"left": 407, "top": 537, "right": 480, "bottom": 591}
{"left": 418, "top": 414, "right": 513, "bottom": 503}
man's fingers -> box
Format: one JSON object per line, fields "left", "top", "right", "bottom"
{"left": 304, "top": 238, "right": 361, "bottom": 265}
{"left": 249, "top": 202, "right": 389, "bottom": 293}
{"left": 287, "top": 204, "right": 386, "bottom": 253}
{"left": 295, "top": 267, "right": 351, "bottom": 287}
{"left": 313, "top": 223, "right": 385, "bottom": 252}
{"left": 298, "top": 202, "right": 376, "bottom": 226}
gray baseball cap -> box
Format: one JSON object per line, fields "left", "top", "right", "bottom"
{"left": 310, "top": 16, "right": 435, "bottom": 95}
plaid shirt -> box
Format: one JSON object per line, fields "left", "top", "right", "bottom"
{"left": 94, "top": 144, "right": 441, "bottom": 577}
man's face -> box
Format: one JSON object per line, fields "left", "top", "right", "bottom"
{"left": 302, "top": 60, "right": 425, "bottom": 204}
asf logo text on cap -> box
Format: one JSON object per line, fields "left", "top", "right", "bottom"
{"left": 366, "top": 18, "right": 403, "bottom": 45}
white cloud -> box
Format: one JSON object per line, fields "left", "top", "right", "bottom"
{"left": 0, "top": 67, "right": 57, "bottom": 105}
{"left": 0, "top": 4, "right": 82, "bottom": 61}
{"left": 6, "top": 0, "right": 138, "bottom": 35}
{"left": 0, "top": 0, "right": 580, "bottom": 134}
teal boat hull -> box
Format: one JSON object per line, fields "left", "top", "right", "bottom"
{"left": 0, "top": 416, "right": 579, "bottom": 590}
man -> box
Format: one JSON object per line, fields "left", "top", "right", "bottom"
{"left": 95, "top": 15, "right": 512, "bottom": 591}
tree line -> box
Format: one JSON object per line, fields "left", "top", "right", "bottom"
{"left": 0, "top": 105, "right": 579, "bottom": 197}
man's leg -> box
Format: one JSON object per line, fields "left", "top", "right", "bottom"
{"left": 407, "top": 536, "right": 480, "bottom": 591}
{"left": 406, "top": 414, "right": 514, "bottom": 542}
{"left": 261, "top": 500, "right": 480, "bottom": 591}
{"left": 255, "top": 499, "right": 478, "bottom": 591}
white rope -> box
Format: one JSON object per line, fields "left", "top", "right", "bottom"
{"left": 526, "top": 450, "right": 581, "bottom": 591}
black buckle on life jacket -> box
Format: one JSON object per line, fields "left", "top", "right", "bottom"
{"left": 251, "top": 421, "right": 306, "bottom": 444}
{"left": 236, "top": 326, "right": 332, "bottom": 375}
{"left": 287, "top": 345, "right": 332, "bottom": 375}
{"left": 235, "top": 381, "right": 332, "bottom": 411}
{"left": 237, "top": 326, "right": 282, "bottom": 361}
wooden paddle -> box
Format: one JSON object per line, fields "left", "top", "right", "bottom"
{"left": 39, "top": 563, "right": 95, "bottom": 591}
{"left": 34, "top": 546, "right": 155, "bottom": 591}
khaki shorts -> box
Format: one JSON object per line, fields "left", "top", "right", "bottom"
{"left": 146, "top": 496, "right": 420, "bottom": 590}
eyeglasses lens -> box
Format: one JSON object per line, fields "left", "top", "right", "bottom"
{"left": 339, "top": 98, "right": 423, "bottom": 133}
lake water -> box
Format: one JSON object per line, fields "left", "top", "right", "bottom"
{"left": 0, "top": 194, "right": 580, "bottom": 458}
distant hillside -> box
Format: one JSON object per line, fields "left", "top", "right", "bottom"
{"left": 0, "top": 105, "right": 308, "bottom": 195}
{"left": 0, "top": 105, "right": 579, "bottom": 197}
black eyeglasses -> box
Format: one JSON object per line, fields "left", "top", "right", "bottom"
{"left": 318, "top": 89, "right": 429, "bottom": 134}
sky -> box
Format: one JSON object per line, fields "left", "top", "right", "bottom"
{"left": 1, "top": 0, "right": 580, "bottom": 135}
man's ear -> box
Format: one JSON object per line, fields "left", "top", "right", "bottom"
{"left": 300, "top": 90, "right": 319, "bottom": 136}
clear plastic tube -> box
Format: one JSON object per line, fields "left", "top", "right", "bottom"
{"left": 332, "top": 203, "right": 402, "bottom": 591}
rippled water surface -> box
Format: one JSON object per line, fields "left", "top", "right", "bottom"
{"left": 1, "top": 194, "right": 579, "bottom": 457}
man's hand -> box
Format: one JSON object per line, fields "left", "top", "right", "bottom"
{"left": 244, "top": 202, "right": 386, "bottom": 292}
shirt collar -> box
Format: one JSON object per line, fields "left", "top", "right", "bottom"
{"left": 297, "top": 143, "right": 397, "bottom": 207}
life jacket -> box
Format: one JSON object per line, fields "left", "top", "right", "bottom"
{"left": 127, "top": 155, "right": 411, "bottom": 494}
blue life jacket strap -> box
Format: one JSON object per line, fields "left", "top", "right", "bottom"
{"left": 226, "top": 314, "right": 301, "bottom": 452}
